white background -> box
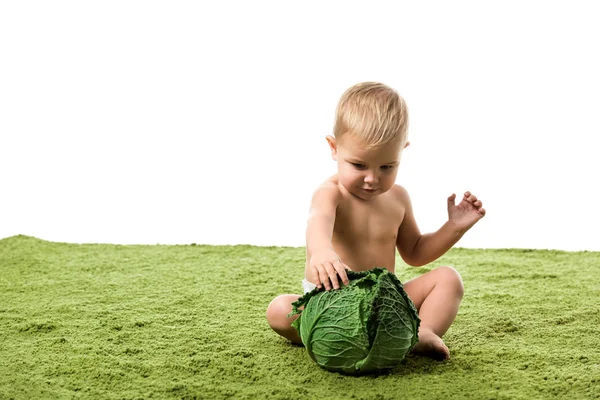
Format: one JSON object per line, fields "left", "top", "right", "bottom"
{"left": 1, "top": 1, "right": 599, "bottom": 251}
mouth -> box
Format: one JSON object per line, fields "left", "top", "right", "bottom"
{"left": 362, "top": 188, "right": 377, "bottom": 193}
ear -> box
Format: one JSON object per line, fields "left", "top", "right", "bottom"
{"left": 326, "top": 135, "right": 338, "bottom": 160}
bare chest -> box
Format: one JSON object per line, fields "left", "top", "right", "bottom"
{"left": 332, "top": 195, "right": 404, "bottom": 270}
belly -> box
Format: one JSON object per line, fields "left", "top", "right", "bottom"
{"left": 333, "top": 238, "right": 397, "bottom": 272}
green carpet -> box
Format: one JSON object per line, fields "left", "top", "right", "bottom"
{"left": 1, "top": 235, "right": 598, "bottom": 399}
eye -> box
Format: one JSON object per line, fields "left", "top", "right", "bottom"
{"left": 352, "top": 163, "right": 366, "bottom": 169}
{"left": 381, "top": 165, "right": 394, "bottom": 171}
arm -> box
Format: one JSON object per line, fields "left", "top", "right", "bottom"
{"left": 396, "top": 189, "right": 485, "bottom": 267}
{"left": 306, "top": 183, "right": 340, "bottom": 255}
{"left": 305, "top": 182, "right": 350, "bottom": 290}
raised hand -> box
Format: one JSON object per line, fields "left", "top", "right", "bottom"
{"left": 447, "top": 191, "right": 486, "bottom": 233}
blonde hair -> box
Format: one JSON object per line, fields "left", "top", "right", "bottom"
{"left": 333, "top": 82, "right": 408, "bottom": 148}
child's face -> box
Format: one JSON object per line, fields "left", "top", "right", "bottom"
{"left": 328, "top": 135, "right": 405, "bottom": 201}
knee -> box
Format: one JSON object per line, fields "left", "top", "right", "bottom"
{"left": 436, "top": 266, "right": 464, "bottom": 298}
{"left": 266, "top": 295, "right": 297, "bottom": 332}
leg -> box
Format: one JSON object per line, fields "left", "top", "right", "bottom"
{"left": 403, "top": 266, "right": 464, "bottom": 360}
{"left": 266, "top": 294, "right": 303, "bottom": 344}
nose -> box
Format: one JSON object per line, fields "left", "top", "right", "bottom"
{"left": 364, "top": 170, "right": 378, "bottom": 184}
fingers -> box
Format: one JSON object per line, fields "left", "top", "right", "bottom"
{"left": 325, "top": 262, "right": 340, "bottom": 290}
{"left": 464, "top": 192, "right": 477, "bottom": 203}
{"left": 315, "top": 264, "right": 331, "bottom": 290}
{"left": 447, "top": 193, "right": 456, "bottom": 207}
{"left": 313, "top": 261, "right": 350, "bottom": 291}
{"left": 463, "top": 191, "right": 486, "bottom": 217}
{"left": 464, "top": 192, "right": 483, "bottom": 207}
{"left": 314, "top": 263, "right": 337, "bottom": 291}
{"left": 334, "top": 260, "right": 350, "bottom": 286}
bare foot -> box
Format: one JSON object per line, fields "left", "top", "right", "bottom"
{"left": 412, "top": 328, "right": 450, "bottom": 361}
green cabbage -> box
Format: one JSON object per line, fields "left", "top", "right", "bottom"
{"left": 290, "top": 267, "right": 420, "bottom": 375}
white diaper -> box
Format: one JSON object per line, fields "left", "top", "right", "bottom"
{"left": 302, "top": 279, "right": 317, "bottom": 294}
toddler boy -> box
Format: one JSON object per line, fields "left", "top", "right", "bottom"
{"left": 266, "top": 82, "right": 485, "bottom": 360}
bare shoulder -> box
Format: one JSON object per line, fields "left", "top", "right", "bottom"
{"left": 388, "top": 184, "right": 411, "bottom": 205}
{"left": 307, "top": 176, "right": 344, "bottom": 218}
{"left": 311, "top": 176, "right": 343, "bottom": 202}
